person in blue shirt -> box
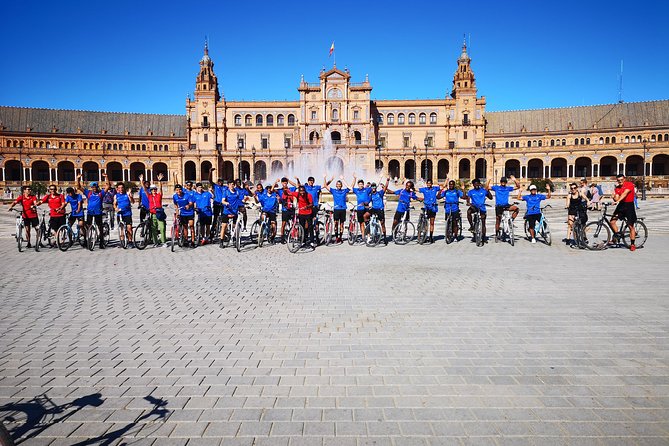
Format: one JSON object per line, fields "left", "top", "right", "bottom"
{"left": 256, "top": 185, "right": 280, "bottom": 241}
{"left": 322, "top": 177, "right": 351, "bottom": 244}
{"left": 276, "top": 177, "right": 297, "bottom": 243}
{"left": 173, "top": 184, "right": 195, "bottom": 247}
{"left": 370, "top": 178, "right": 390, "bottom": 245}
{"left": 235, "top": 179, "right": 253, "bottom": 231}
{"left": 208, "top": 168, "right": 228, "bottom": 234}
{"left": 419, "top": 179, "right": 441, "bottom": 243}
{"left": 76, "top": 174, "right": 108, "bottom": 249}
{"left": 439, "top": 179, "right": 464, "bottom": 241}
{"left": 518, "top": 183, "right": 552, "bottom": 244}
{"left": 466, "top": 178, "right": 493, "bottom": 242}
{"left": 65, "top": 187, "right": 84, "bottom": 236}
{"left": 113, "top": 181, "right": 135, "bottom": 245}
{"left": 388, "top": 181, "right": 423, "bottom": 234}
{"left": 352, "top": 176, "right": 373, "bottom": 238}
{"left": 183, "top": 181, "right": 196, "bottom": 204}
{"left": 138, "top": 177, "right": 151, "bottom": 222}
{"left": 193, "top": 182, "right": 214, "bottom": 244}
{"left": 220, "top": 179, "right": 248, "bottom": 243}
{"left": 486, "top": 176, "right": 521, "bottom": 239}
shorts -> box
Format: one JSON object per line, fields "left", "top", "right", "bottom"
{"left": 220, "top": 214, "right": 237, "bottom": 224}
{"left": 49, "top": 216, "right": 66, "bottom": 232}
{"left": 371, "top": 209, "right": 385, "bottom": 221}
{"left": 612, "top": 202, "right": 637, "bottom": 225}
{"left": 333, "top": 209, "right": 346, "bottom": 223}
{"left": 118, "top": 215, "right": 133, "bottom": 225}
{"left": 212, "top": 202, "right": 223, "bottom": 216}
{"left": 426, "top": 209, "right": 437, "bottom": 219}
{"left": 445, "top": 210, "right": 461, "bottom": 220}
{"left": 199, "top": 214, "right": 212, "bottom": 226}
{"left": 394, "top": 210, "right": 408, "bottom": 222}
{"left": 567, "top": 205, "right": 580, "bottom": 216}
{"left": 179, "top": 215, "right": 194, "bottom": 225}
{"left": 264, "top": 212, "right": 277, "bottom": 223}
{"left": 495, "top": 205, "right": 511, "bottom": 216}
{"left": 526, "top": 213, "right": 541, "bottom": 229}
{"left": 282, "top": 209, "right": 294, "bottom": 222}
{"left": 86, "top": 214, "right": 103, "bottom": 226}
{"left": 356, "top": 209, "right": 369, "bottom": 223}
{"left": 68, "top": 215, "right": 84, "bottom": 226}
{"left": 24, "top": 217, "right": 39, "bottom": 228}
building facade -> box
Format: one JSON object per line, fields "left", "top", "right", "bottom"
{"left": 1, "top": 42, "right": 668, "bottom": 192}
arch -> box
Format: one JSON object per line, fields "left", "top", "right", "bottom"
{"left": 420, "top": 159, "right": 433, "bottom": 181}
{"left": 652, "top": 154, "right": 669, "bottom": 175}
{"left": 271, "top": 160, "right": 283, "bottom": 176}
{"left": 245, "top": 114, "right": 252, "bottom": 126}
{"left": 575, "top": 157, "right": 592, "bottom": 178}
{"left": 83, "top": 161, "right": 99, "bottom": 181}
{"left": 234, "top": 114, "right": 242, "bottom": 126}
{"left": 57, "top": 161, "right": 75, "bottom": 182}
{"left": 287, "top": 114, "right": 296, "bottom": 126}
{"left": 429, "top": 112, "right": 437, "bottom": 124}
{"left": 404, "top": 159, "right": 416, "bottom": 180}
{"left": 387, "top": 113, "right": 395, "bottom": 125}
{"left": 474, "top": 158, "right": 487, "bottom": 179}
{"left": 437, "top": 159, "right": 449, "bottom": 180}
{"left": 309, "top": 131, "right": 320, "bottom": 143}
{"left": 600, "top": 156, "right": 617, "bottom": 177}
{"left": 388, "top": 159, "right": 400, "bottom": 179}
{"left": 330, "top": 131, "right": 341, "bottom": 143}
{"left": 326, "top": 156, "right": 344, "bottom": 176}
{"left": 612, "top": 136, "right": 616, "bottom": 143}
{"left": 106, "top": 162, "right": 123, "bottom": 182}
{"left": 377, "top": 113, "right": 384, "bottom": 124}
{"left": 551, "top": 158, "right": 567, "bottom": 178}
{"left": 5, "top": 160, "right": 22, "bottom": 181}
{"left": 419, "top": 113, "right": 426, "bottom": 124}
{"left": 32, "top": 160, "right": 50, "bottom": 182}
{"left": 184, "top": 161, "right": 197, "bottom": 182}
{"left": 240, "top": 160, "right": 251, "bottom": 181}
{"left": 408, "top": 113, "right": 416, "bottom": 125}
{"left": 201, "top": 160, "right": 212, "bottom": 181}
{"left": 458, "top": 158, "right": 471, "bottom": 179}
{"left": 353, "top": 131, "right": 362, "bottom": 143}
{"left": 277, "top": 114, "right": 285, "bottom": 126}
{"left": 527, "top": 158, "right": 543, "bottom": 179}
{"left": 398, "top": 113, "right": 405, "bottom": 125}
{"left": 375, "top": 159, "right": 384, "bottom": 172}
{"left": 266, "top": 114, "right": 274, "bottom": 126}
{"left": 255, "top": 115, "right": 263, "bottom": 126}
{"left": 152, "top": 162, "right": 168, "bottom": 181}
{"left": 254, "top": 160, "right": 267, "bottom": 182}
{"left": 625, "top": 155, "right": 643, "bottom": 177}
{"left": 222, "top": 161, "right": 234, "bottom": 180}
{"left": 129, "top": 162, "right": 146, "bottom": 181}
{"left": 505, "top": 159, "right": 520, "bottom": 178}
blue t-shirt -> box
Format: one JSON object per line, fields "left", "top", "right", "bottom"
{"left": 491, "top": 185, "right": 515, "bottom": 206}
{"left": 353, "top": 187, "right": 372, "bottom": 210}
{"left": 258, "top": 192, "right": 279, "bottom": 213}
{"left": 304, "top": 184, "right": 322, "bottom": 207}
{"left": 66, "top": 194, "right": 83, "bottom": 217}
{"left": 223, "top": 188, "right": 244, "bottom": 215}
{"left": 467, "top": 188, "right": 489, "bottom": 213}
{"left": 139, "top": 187, "right": 150, "bottom": 208}
{"left": 371, "top": 189, "right": 385, "bottom": 210}
{"left": 173, "top": 192, "right": 194, "bottom": 217}
{"left": 212, "top": 183, "right": 227, "bottom": 204}
{"left": 419, "top": 186, "right": 440, "bottom": 212}
{"left": 394, "top": 189, "right": 417, "bottom": 213}
{"left": 183, "top": 188, "right": 196, "bottom": 204}
{"left": 194, "top": 191, "right": 213, "bottom": 217}
{"left": 441, "top": 189, "right": 463, "bottom": 213}
{"left": 83, "top": 188, "right": 104, "bottom": 215}
{"left": 115, "top": 193, "right": 132, "bottom": 217}
{"left": 522, "top": 194, "right": 547, "bottom": 215}
{"left": 278, "top": 187, "right": 296, "bottom": 212}
{"left": 330, "top": 188, "right": 349, "bottom": 210}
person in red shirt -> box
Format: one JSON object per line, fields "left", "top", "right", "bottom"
{"left": 610, "top": 174, "right": 637, "bottom": 251}
{"left": 38, "top": 184, "right": 67, "bottom": 236}
{"left": 295, "top": 185, "right": 315, "bottom": 248}
{"left": 143, "top": 173, "right": 167, "bottom": 245}
{"left": 8, "top": 185, "right": 39, "bottom": 248}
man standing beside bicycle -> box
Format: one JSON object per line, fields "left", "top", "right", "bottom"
{"left": 439, "top": 179, "right": 464, "bottom": 241}
{"left": 8, "top": 185, "right": 39, "bottom": 248}
{"left": 37, "top": 184, "right": 67, "bottom": 239}
{"left": 77, "top": 174, "right": 107, "bottom": 249}
{"left": 609, "top": 174, "right": 638, "bottom": 251}
{"left": 486, "top": 176, "right": 520, "bottom": 240}
{"left": 518, "top": 183, "right": 551, "bottom": 244}
{"left": 322, "top": 177, "right": 350, "bottom": 244}
{"left": 255, "top": 185, "right": 280, "bottom": 242}
{"left": 352, "top": 176, "right": 373, "bottom": 239}
{"left": 64, "top": 187, "right": 85, "bottom": 235}
{"left": 113, "top": 181, "right": 135, "bottom": 247}
{"left": 419, "top": 179, "right": 441, "bottom": 243}
{"left": 370, "top": 178, "right": 390, "bottom": 245}
{"left": 466, "top": 178, "right": 493, "bottom": 243}
{"left": 193, "top": 181, "right": 214, "bottom": 245}
{"left": 277, "top": 177, "right": 297, "bottom": 244}
{"left": 208, "top": 168, "right": 227, "bottom": 233}
{"left": 388, "top": 180, "right": 422, "bottom": 235}
{"left": 220, "top": 179, "right": 247, "bottom": 243}
{"left": 173, "top": 184, "right": 195, "bottom": 247}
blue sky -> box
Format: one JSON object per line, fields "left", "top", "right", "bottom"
{"left": 1, "top": 0, "right": 667, "bottom": 114}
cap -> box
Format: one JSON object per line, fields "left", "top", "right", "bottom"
{"left": 529, "top": 185, "right": 537, "bottom": 190}
{"left": 150, "top": 184, "right": 157, "bottom": 190}
{"left": 89, "top": 181, "right": 98, "bottom": 187}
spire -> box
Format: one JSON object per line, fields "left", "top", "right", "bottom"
{"left": 451, "top": 39, "right": 476, "bottom": 99}
{"left": 204, "top": 36, "right": 209, "bottom": 55}
{"left": 195, "top": 41, "right": 219, "bottom": 101}
{"left": 459, "top": 34, "right": 470, "bottom": 63}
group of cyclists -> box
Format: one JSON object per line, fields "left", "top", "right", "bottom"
{"left": 8, "top": 167, "right": 641, "bottom": 251}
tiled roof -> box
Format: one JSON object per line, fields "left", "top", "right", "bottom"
{"left": 485, "top": 100, "right": 669, "bottom": 134}
{"left": 0, "top": 106, "right": 187, "bottom": 137}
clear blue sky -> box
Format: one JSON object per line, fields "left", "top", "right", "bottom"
{"left": 1, "top": 0, "right": 667, "bottom": 114}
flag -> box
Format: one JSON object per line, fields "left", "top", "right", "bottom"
{"left": 329, "top": 42, "right": 334, "bottom": 57}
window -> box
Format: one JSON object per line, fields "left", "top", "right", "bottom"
{"left": 550, "top": 139, "right": 555, "bottom": 146}
{"left": 574, "top": 138, "right": 579, "bottom": 145}
{"left": 379, "top": 137, "right": 386, "bottom": 148}
{"left": 202, "top": 116, "right": 209, "bottom": 127}
{"left": 216, "top": 144, "right": 222, "bottom": 151}
{"left": 266, "top": 115, "right": 274, "bottom": 126}
{"left": 387, "top": 113, "right": 394, "bottom": 125}
{"left": 419, "top": 113, "right": 426, "bottom": 124}
{"left": 463, "top": 113, "right": 469, "bottom": 125}
{"left": 311, "top": 111, "right": 317, "bottom": 120}
{"left": 527, "top": 141, "right": 532, "bottom": 148}
{"left": 142, "top": 144, "right": 146, "bottom": 150}
{"left": 586, "top": 138, "right": 590, "bottom": 144}
{"left": 538, "top": 140, "right": 542, "bottom": 147}
{"left": 287, "top": 114, "right": 295, "bottom": 126}
{"left": 256, "top": 115, "right": 263, "bottom": 126}
{"left": 203, "top": 134, "right": 208, "bottom": 142}
{"left": 332, "top": 109, "right": 339, "bottom": 121}
{"left": 505, "top": 142, "right": 509, "bottom": 148}
{"left": 449, "top": 141, "right": 455, "bottom": 149}
{"left": 562, "top": 139, "right": 566, "bottom": 145}
{"left": 426, "top": 136, "right": 433, "bottom": 147}
{"left": 408, "top": 113, "right": 415, "bottom": 125}
{"left": 277, "top": 114, "right": 284, "bottom": 126}
{"left": 599, "top": 137, "right": 604, "bottom": 144}
{"left": 377, "top": 114, "right": 384, "bottom": 124}
{"left": 463, "top": 131, "right": 468, "bottom": 140}
{"left": 245, "top": 115, "right": 252, "bottom": 126}
{"left": 398, "top": 114, "right": 405, "bottom": 125}
{"left": 475, "top": 141, "right": 481, "bottom": 147}
{"left": 631, "top": 135, "right": 636, "bottom": 143}
{"left": 234, "top": 115, "right": 242, "bottom": 126}
{"left": 262, "top": 137, "right": 268, "bottom": 149}
{"left": 612, "top": 136, "right": 616, "bottom": 143}
{"left": 403, "top": 136, "right": 410, "bottom": 148}
{"left": 431, "top": 112, "right": 438, "bottom": 124}
{"left": 624, "top": 136, "right": 629, "bottom": 143}
{"left": 353, "top": 110, "right": 359, "bottom": 120}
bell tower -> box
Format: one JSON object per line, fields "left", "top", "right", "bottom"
{"left": 451, "top": 39, "right": 477, "bottom": 99}
{"left": 195, "top": 40, "right": 220, "bottom": 101}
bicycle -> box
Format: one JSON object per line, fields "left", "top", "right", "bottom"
{"left": 495, "top": 202, "right": 518, "bottom": 246}
{"left": 320, "top": 204, "right": 335, "bottom": 246}
{"left": 55, "top": 213, "right": 84, "bottom": 252}
{"left": 116, "top": 212, "right": 130, "bottom": 249}
{"left": 444, "top": 208, "right": 463, "bottom": 244}
{"left": 11, "top": 209, "right": 26, "bottom": 253}
{"left": 234, "top": 203, "right": 255, "bottom": 252}
{"left": 468, "top": 205, "right": 486, "bottom": 247}
{"left": 347, "top": 205, "right": 361, "bottom": 245}
{"left": 364, "top": 211, "right": 383, "bottom": 247}
{"left": 582, "top": 202, "right": 648, "bottom": 251}
{"left": 34, "top": 210, "right": 55, "bottom": 252}
{"left": 312, "top": 205, "right": 328, "bottom": 246}
{"left": 416, "top": 207, "right": 429, "bottom": 245}
{"left": 392, "top": 207, "right": 416, "bottom": 245}
{"left": 133, "top": 206, "right": 155, "bottom": 250}
{"left": 250, "top": 209, "right": 276, "bottom": 248}
{"left": 523, "top": 204, "right": 552, "bottom": 245}
{"left": 287, "top": 207, "right": 309, "bottom": 253}
{"left": 170, "top": 210, "right": 188, "bottom": 252}
{"left": 570, "top": 208, "right": 588, "bottom": 250}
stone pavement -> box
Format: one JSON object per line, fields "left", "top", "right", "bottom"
{"left": 0, "top": 201, "right": 668, "bottom": 446}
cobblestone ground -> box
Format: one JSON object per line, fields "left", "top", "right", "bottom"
{"left": 0, "top": 200, "right": 668, "bottom": 446}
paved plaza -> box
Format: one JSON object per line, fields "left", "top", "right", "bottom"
{"left": 1, "top": 199, "right": 668, "bottom": 446}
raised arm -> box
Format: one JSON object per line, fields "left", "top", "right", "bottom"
{"left": 510, "top": 175, "right": 520, "bottom": 190}
{"left": 157, "top": 173, "right": 165, "bottom": 195}
{"left": 208, "top": 167, "right": 215, "bottom": 184}
{"left": 546, "top": 183, "right": 552, "bottom": 200}
{"left": 485, "top": 178, "right": 492, "bottom": 191}
{"left": 76, "top": 174, "right": 84, "bottom": 193}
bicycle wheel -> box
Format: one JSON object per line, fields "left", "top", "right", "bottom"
{"left": 475, "top": 218, "right": 483, "bottom": 247}
{"left": 540, "top": 220, "right": 552, "bottom": 246}
{"left": 416, "top": 217, "right": 428, "bottom": 245}
{"left": 56, "top": 226, "right": 71, "bottom": 252}
{"left": 621, "top": 220, "right": 648, "bottom": 249}
{"left": 235, "top": 221, "right": 243, "bottom": 252}
{"left": 365, "top": 222, "right": 382, "bottom": 247}
{"left": 445, "top": 215, "right": 454, "bottom": 244}
{"left": 133, "top": 224, "right": 148, "bottom": 250}
{"left": 508, "top": 218, "right": 515, "bottom": 246}
{"left": 583, "top": 221, "right": 611, "bottom": 251}
{"left": 220, "top": 225, "right": 231, "bottom": 248}
{"left": 250, "top": 220, "right": 260, "bottom": 247}
{"left": 87, "top": 225, "right": 98, "bottom": 251}
{"left": 314, "top": 221, "right": 325, "bottom": 245}
{"left": 324, "top": 218, "right": 333, "bottom": 246}
{"left": 118, "top": 224, "right": 128, "bottom": 249}
{"left": 101, "top": 223, "right": 110, "bottom": 248}
{"left": 170, "top": 223, "right": 177, "bottom": 252}
{"left": 17, "top": 223, "right": 24, "bottom": 252}
{"left": 524, "top": 219, "right": 530, "bottom": 238}
{"left": 287, "top": 224, "right": 304, "bottom": 253}
{"left": 34, "top": 226, "right": 42, "bottom": 252}
{"left": 347, "top": 218, "right": 357, "bottom": 245}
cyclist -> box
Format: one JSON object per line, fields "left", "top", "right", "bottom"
{"left": 295, "top": 185, "right": 315, "bottom": 248}
{"left": 322, "top": 177, "right": 350, "bottom": 244}
{"left": 147, "top": 174, "right": 167, "bottom": 246}
{"left": 208, "top": 168, "right": 227, "bottom": 232}
{"left": 173, "top": 184, "right": 195, "bottom": 247}
{"left": 114, "top": 181, "right": 135, "bottom": 246}
{"left": 183, "top": 180, "right": 196, "bottom": 204}
{"left": 138, "top": 176, "right": 151, "bottom": 222}
{"left": 220, "top": 179, "right": 247, "bottom": 242}
{"left": 370, "top": 178, "right": 390, "bottom": 245}
{"left": 486, "top": 176, "right": 520, "bottom": 239}
{"left": 301, "top": 175, "right": 332, "bottom": 237}
{"left": 439, "top": 179, "right": 464, "bottom": 239}
{"left": 193, "top": 181, "right": 214, "bottom": 245}
{"left": 388, "top": 181, "right": 422, "bottom": 234}
{"left": 609, "top": 174, "right": 638, "bottom": 251}
{"left": 565, "top": 182, "right": 590, "bottom": 246}
{"left": 419, "top": 179, "right": 441, "bottom": 243}
{"left": 77, "top": 174, "right": 107, "bottom": 249}
{"left": 352, "top": 176, "right": 373, "bottom": 238}
{"left": 64, "top": 187, "right": 85, "bottom": 235}
{"left": 8, "top": 185, "right": 39, "bottom": 248}
{"left": 235, "top": 179, "right": 252, "bottom": 231}
{"left": 255, "top": 185, "right": 280, "bottom": 242}
{"left": 277, "top": 177, "right": 297, "bottom": 243}
{"left": 466, "top": 178, "right": 493, "bottom": 243}
{"left": 38, "top": 184, "right": 67, "bottom": 238}
{"left": 101, "top": 174, "right": 116, "bottom": 229}
{"left": 518, "top": 183, "right": 551, "bottom": 244}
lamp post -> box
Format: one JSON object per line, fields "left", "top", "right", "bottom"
{"left": 423, "top": 137, "right": 429, "bottom": 180}
{"left": 376, "top": 142, "right": 382, "bottom": 171}
{"left": 251, "top": 145, "right": 256, "bottom": 182}
{"left": 284, "top": 138, "right": 290, "bottom": 173}
{"left": 485, "top": 141, "right": 493, "bottom": 182}
{"left": 18, "top": 144, "right": 23, "bottom": 186}
{"left": 412, "top": 145, "right": 417, "bottom": 182}
{"left": 642, "top": 138, "right": 647, "bottom": 201}
{"left": 237, "top": 138, "right": 244, "bottom": 181}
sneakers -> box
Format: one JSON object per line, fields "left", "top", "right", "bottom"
{"left": 26, "top": 243, "right": 32, "bottom": 249}
{"left": 468, "top": 225, "right": 474, "bottom": 232}
{"left": 630, "top": 244, "right": 636, "bottom": 252}
{"left": 531, "top": 238, "right": 537, "bottom": 244}
{"left": 383, "top": 236, "right": 388, "bottom": 246}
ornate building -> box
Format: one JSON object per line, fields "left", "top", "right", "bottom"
{"left": 1, "top": 42, "right": 668, "bottom": 192}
